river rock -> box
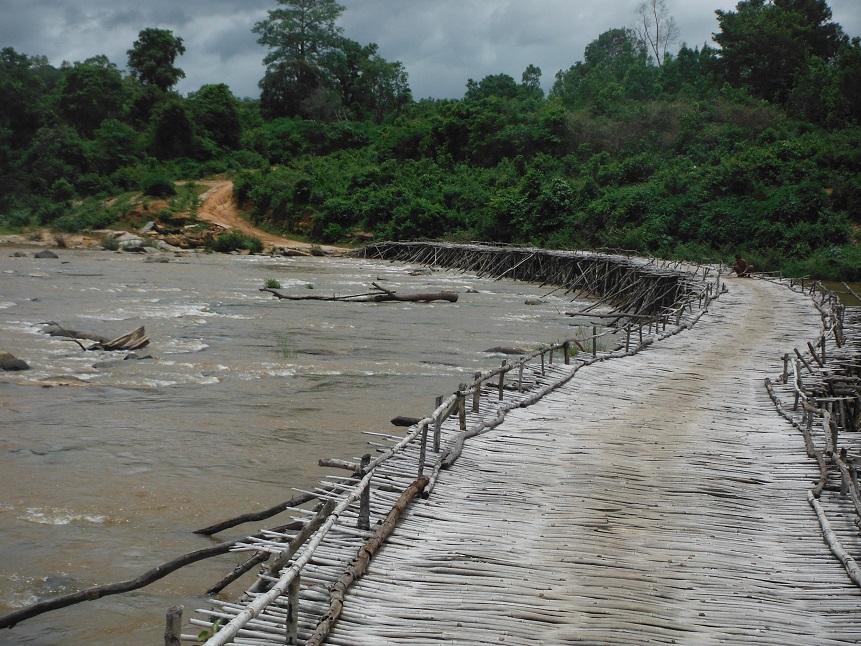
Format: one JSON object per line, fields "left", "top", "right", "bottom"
{"left": 115, "top": 233, "right": 146, "bottom": 252}
{"left": 139, "top": 220, "right": 156, "bottom": 234}
{"left": 33, "top": 249, "right": 58, "bottom": 259}
{"left": 10, "top": 251, "right": 27, "bottom": 257}
{"left": 0, "top": 352, "right": 30, "bottom": 371}
{"left": 524, "top": 298, "right": 544, "bottom": 305}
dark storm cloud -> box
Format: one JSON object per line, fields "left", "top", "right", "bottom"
{"left": 1, "top": 0, "right": 859, "bottom": 99}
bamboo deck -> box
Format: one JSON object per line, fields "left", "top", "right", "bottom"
{"left": 185, "top": 243, "right": 860, "bottom": 645}
{"left": 327, "top": 277, "right": 861, "bottom": 645}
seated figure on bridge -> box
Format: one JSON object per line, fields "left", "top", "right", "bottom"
{"left": 732, "top": 254, "right": 753, "bottom": 277}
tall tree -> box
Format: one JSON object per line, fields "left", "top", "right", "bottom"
{"left": 253, "top": 0, "right": 344, "bottom": 117}
{"left": 714, "top": 0, "right": 845, "bottom": 102}
{"left": 127, "top": 28, "right": 186, "bottom": 91}
{"left": 59, "top": 55, "right": 125, "bottom": 135}
{"left": 188, "top": 83, "right": 242, "bottom": 148}
{"left": 634, "top": 0, "right": 679, "bottom": 67}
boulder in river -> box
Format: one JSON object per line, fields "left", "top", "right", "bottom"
{"left": 0, "top": 352, "right": 30, "bottom": 371}
{"left": 33, "top": 249, "right": 58, "bottom": 259}
{"left": 11, "top": 251, "right": 27, "bottom": 257}
{"left": 524, "top": 298, "right": 544, "bottom": 305}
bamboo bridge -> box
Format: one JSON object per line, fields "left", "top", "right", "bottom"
{"left": 6, "top": 243, "right": 857, "bottom": 644}
{"left": 175, "top": 242, "right": 861, "bottom": 645}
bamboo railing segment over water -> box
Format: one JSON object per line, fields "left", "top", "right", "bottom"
{"left": 182, "top": 243, "right": 722, "bottom": 646}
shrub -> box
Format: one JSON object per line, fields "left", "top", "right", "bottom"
{"left": 140, "top": 171, "right": 176, "bottom": 197}
{"left": 264, "top": 278, "right": 281, "bottom": 288}
{"left": 210, "top": 230, "right": 263, "bottom": 253}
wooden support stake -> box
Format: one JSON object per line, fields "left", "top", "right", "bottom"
{"left": 358, "top": 454, "right": 371, "bottom": 530}
{"left": 592, "top": 326, "right": 597, "bottom": 357}
{"left": 458, "top": 384, "right": 467, "bottom": 430}
{"left": 417, "top": 423, "right": 428, "bottom": 477}
{"left": 498, "top": 362, "right": 507, "bottom": 401}
{"left": 164, "top": 605, "right": 182, "bottom": 646}
{"left": 625, "top": 326, "right": 631, "bottom": 351}
{"left": 540, "top": 350, "right": 545, "bottom": 375}
{"left": 807, "top": 341, "right": 824, "bottom": 368}
{"left": 518, "top": 362, "right": 524, "bottom": 391}
{"left": 782, "top": 353, "right": 789, "bottom": 384}
{"left": 639, "top": 324, "right": 643, "bottom": 344}
{"left": 286, "top": 575, "right": 299, "bottom": 645}
{"left": 563, "top": 341, "right": 570, "bottom": 365}
{"left": 821, "top": 335, "right": 826, "bottom": 365}
{"left": 471, "top": 372, "right": 480, "bottom": 413}
{"left": 433, "top": 395, "right": 442, "bottom": 452}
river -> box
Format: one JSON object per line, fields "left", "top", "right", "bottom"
{"left": 0, "top": 247, "right": 584, "bottom": 645}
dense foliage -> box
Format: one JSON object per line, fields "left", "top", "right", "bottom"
{"left": 1, "top": 0, "right": 859, "bottom": 278}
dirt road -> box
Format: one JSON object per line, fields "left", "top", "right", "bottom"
{"left": 195, "top": 179, "right": 344, "bottom": 255}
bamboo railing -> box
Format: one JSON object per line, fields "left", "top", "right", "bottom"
{"left": 763, "top": 275, "right": 861, "bottom": 586}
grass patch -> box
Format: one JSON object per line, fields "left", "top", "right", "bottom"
{"left": 264, "top": 278, "right": 282, "bottom": 289}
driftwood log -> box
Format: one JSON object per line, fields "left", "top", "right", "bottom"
{"left": 42, "top": 322, "right": 150, "bottom": 351}
{"left": 261, "top": 282, "right": 457, "bottom": 303}
{"left": 0, "top": 520, "right": 303, "bottom": 630}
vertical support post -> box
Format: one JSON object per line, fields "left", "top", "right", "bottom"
{"left": 498, "top": 362, "right": 507, "bottom": 401}
{"left": 433, "top": 395, "right": 442, "bottom": 452}
{"left": 164, "top": 605, "right": 182, "bottom": 646}
{"left": 592, "top": 326, "right": 597, "bottom": 357}
{"left": 286, "top": 575, "right": 300, "bottom": 645}
{"left": 549, "top": 348, "right": 554, "bottom": 364}
{"left": 540, "top": 349, "right": 545, "bottom": 376}
{"left": 358, "top": 454, "right": 371, "bottom": 530}
{"left": 417, "top": 422, "right": 428, "bottom": 476}
{"left": 821, "top": 335, "right": 826, "bottom": 365}
{"left": 518, "top": 361, "right": 524, "bottom": 391}
{"left": 638, "top": 324, "right": 643, "bottom": 344}
{"left": 458, "top": 384, "right": 467, "bottom": 430}
{"left": 563, "top": 341, "right": 570, "bottom": 365}
{"left": 625, "top": 325, "right": 631, "bottom": 352}
{"left": 782, "top": 353, "right": 789, "bottom": 384}
{"left": 472, "top": 372, "right": 481, "bottom": 413}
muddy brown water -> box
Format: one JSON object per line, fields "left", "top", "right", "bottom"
{"left": 0, "top": 248, "right": 586, "bottom": 645}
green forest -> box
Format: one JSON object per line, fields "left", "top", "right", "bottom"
{"left": 1, "top": 0, "right": 860, "bottom": 278}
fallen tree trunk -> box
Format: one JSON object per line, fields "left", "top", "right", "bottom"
{"left": 260, "top": 284, "right": 458, "bottom": 303}
{"left": 42, "top": 322, "right": 109, "bottom": 344}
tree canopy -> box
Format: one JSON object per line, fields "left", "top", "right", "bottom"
{"left": 127, "top": 28, "right": 186, "bottom": 91}
{"left": 0, "top": 1, "right": 860, "bottom": 279}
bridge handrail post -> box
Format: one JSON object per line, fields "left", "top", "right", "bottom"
{"left": 433, "top": 395, "right": 443, "bottom": 452}
{"left": 358, "top": 454, "right": 371, "bottom": 530}
{"left": 498, "top": 362, "right": 507, "bottom": 401}
{"left": 472, "top": 372, "right": 481, "bottom": 413}
{"left": 164, "top": 605, "right": 182, "bottom": 646}
{"left": 286, "top": 575, "right": 300, "bottom": 644}
{"left": 458, "top": 384, "right": 467, "bottom": 430}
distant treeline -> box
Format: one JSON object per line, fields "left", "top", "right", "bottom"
{"left": 1, "top": 0, "right": 860, "bottom": 278}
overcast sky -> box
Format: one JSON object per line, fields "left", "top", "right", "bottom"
{"left": 2, "top": 0, "right": 860, "bottom": 99}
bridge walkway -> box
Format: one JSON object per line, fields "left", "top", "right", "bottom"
{"left": 327, "top": 277, "right": 861, "bottom": 645}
